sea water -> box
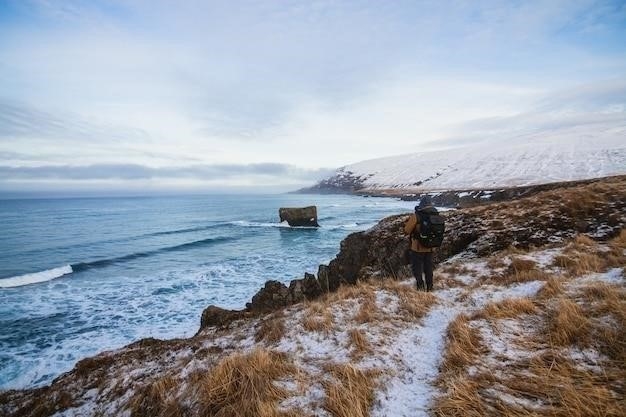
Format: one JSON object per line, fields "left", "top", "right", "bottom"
{"left": 0, "top": 193, "right": 417, "bottom": 389}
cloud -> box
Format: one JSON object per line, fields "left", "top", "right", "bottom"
{"left": 0, "top": 99, "right": 150, "bottom": 143}
{"left": 0, "top": 162, "right": 333, "bottom": 182}
{"left": 1, "top": 0, "right": 625, "bottom": 190}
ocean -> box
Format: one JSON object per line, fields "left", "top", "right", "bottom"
{"left": 0, "top": 193, "right": 417, "bottom": 390}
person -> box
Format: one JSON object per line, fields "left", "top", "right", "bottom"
{"left": 404, "top": 195, "right": 434, "bottom": 291}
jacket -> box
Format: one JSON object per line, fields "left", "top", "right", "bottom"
{"left": 404, "top": 211, "right": 434, "bottom": 253}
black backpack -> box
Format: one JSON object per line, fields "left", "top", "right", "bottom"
{"left": 412, "top": 206, "right": 445, "bottom": 248}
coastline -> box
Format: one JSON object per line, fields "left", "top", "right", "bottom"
{"left": 1, "top": 175, "right": 625, "bottom": 416}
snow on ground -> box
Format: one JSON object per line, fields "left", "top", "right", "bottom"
{"left": 43, "top": 239, "right": 624, "bottom": 417}
{"left": 332, "top": 130, "right": 626, "bottom": 190}
{"left": 370, "top": 290, "right": 460, "bottom": 417}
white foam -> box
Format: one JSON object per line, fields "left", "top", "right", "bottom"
{"left": 0, "top": 265, "right": 73, "bottom": 288}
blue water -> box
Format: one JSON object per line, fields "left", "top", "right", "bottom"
{"left": 0, "top": 194, "right": 416, "bottom": 389}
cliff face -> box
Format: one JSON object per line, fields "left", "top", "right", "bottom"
{"left": 1, "top": 176, "right": 624, "bottom": 417}
{"left": 310, "top": 175, "right": 625, "bottom": 291}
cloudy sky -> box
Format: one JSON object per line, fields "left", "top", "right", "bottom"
{"left": 1, "top": 0, "right": 625, "bottom": 195}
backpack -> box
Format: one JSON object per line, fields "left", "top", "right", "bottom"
{"left": 412, "top": 206, "right": 445, "bottom": 248}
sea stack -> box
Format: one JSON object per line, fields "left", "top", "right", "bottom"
{"left": 279, "top": 206, "right": 320, "bottom": 227}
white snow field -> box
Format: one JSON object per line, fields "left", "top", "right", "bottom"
{"left": 335, "top": 125, "right": 626, "bottom": 190}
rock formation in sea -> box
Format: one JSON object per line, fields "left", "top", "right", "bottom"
{"left": 278, "top": 206, "right": 320, "bottom": 227}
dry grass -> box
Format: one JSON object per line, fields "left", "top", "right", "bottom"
{"left": 577, "top": 283, "right": 626, "bottom": 364}
{"left": 347, "top": 328, "right": 372, "bottom": 359}
{"left": 433, "top": 375, "right": 489, "bottom": 417}
{"left": 353, "top": 295, "right": 378, "bottom": 323}
{"left": 471, "top": 298, "right": 537, "bottom": 321}
{"left": 195, "top": 348, "right": 298, "bottom": 417}
{"left": 324, "top": 282, "right": 377, "bottom": 304}
{"left": 553, "top": 231, "right": 625, "bottom": 277}
{"left": 302, "top": 302, "right": 334, "bottom": 333}
{"left": 536, "top": 275, "right": 564, "bottom": 299}
{"left": 128, "top": 376, "right": 184, "bottom": 417}
{"left": 438, "top": 315, "right": 485, "bottom": 378}
{"left": 610, "top": 228, "right": 626, "bottom": 249}
{"left": 546, "top": 298, "right": 591, "bottom": 347}
{"left": 440, "top": 262, "right": 473, "bottom": 276}
{"left": 396, "top": 289, "right": 437, "bottom": 321}
{"left": 255, "top": 313, "right": 286, "bottom": 344}
{"left": 502, "top": 352, "right": 624, "bottom": 417}
{"left": 553, "top": 252, "right": 605, "bottom": 276}
{"left": 508, "top": 257, "right": 537, "bottom": 274}
{"left": 322, "top": 364, "right": 380, "bottom": 417}
{"left": 486, "top": 256, "right": 507, "bottom": 270}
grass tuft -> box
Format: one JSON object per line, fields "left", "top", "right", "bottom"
{"left": 439, "top": 315, "right": 485, "bottom": 378}
{"left": 196, "top": 348, "right": 297, "bottom": 417}
{"left": 472, "top": 298, "right": 537, "bottom": 321}
{"left": 322, "top": 364, "right": 380, "bottom": 417}
{"left": 546, "top": 298, "right": 591, "bottom": 347}
{"left": 255, "top": 314, "right": 286, "bottom": 344}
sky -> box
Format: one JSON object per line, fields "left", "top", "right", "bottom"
{"left": 0, "top": 0, "right": 625, "bottom": 195}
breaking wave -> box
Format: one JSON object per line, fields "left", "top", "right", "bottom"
{"left": 0, "top": 265, "right": 73, "bottom": 288}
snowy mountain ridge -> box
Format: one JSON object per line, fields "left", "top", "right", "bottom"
{"left": 311, "top": 128, "right": 626, "bottom": 192}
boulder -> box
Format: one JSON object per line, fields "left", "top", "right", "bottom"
{"left": 200, "top": 306, "right": 245, "bottom": 330}
{"left": 289, "top": 272, "right": 322, "bottom": 302}
{"left": 279, "top": 206, "right": 320, "bottom": 227}
{"left": 246, "top": 280, "right": 291, "bottom": 312}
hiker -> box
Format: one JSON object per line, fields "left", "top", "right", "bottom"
{"left": 404, "top": 195, "right": 445, "bottom": 291}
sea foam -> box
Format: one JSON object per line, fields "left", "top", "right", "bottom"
{"left": 0, "top": 265, "right": 73, "bottom": 288}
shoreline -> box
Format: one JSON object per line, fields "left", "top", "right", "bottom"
{"left": 1, "top": 175, "right": 625, "bottom": 416}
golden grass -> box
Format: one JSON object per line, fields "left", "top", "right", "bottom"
{"left": 471, "top": 298, "right": 537, "bottom": 321}
{"left": 396, "top": 289, "right": 437, "bottom": 321}
{"left": 302, "top": 302, "right": 334, "bottom": 333}
{"left": 347, "top": 328, "right": 372, "bottom": 360}
{"left": 610, "top": 229, "right": 626, "bottom": 249}
{"left": 576, "top": 283, "right": 626, "bottom": 364}
{"left": 536, "top": 275, "right": 564, "bottom": 299}
{"left": 255, "top": 313, "right": 286, "bottom": 344}
{"left": 128, "top": 376, "right": 183, "bottom": 417}
{"left": 353, "top": 295, "right": 378, "bottom": 324}
{"left": 508, "top": 257, "right": 537, "bottom": 274}
{"left": 438, "top": 315, "right": 485, "bottom": 378}
{"left": 546, "top": 298, "right": 591, "bottom": 347}
{"left": 433, "top": 375, "right": 489, "bottom": 417}
{"left": 322, "top": 364, "right": 380, "bottom": 417}
{"left": 501, "top": 352, "right": 624, "bottom": 417}
{"left": 553, "top": 252, "right": 605, "bottom": 276}
{"left": 196, "top": 349, "right": 297, "bottom": 417}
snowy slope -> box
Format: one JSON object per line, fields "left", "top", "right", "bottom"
{"left": 326, "top": 125, "right": 626, "bottom": 191}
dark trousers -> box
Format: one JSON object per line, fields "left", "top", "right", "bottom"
{"left": 410, "top": 251, "right": 433, "bottom": 291}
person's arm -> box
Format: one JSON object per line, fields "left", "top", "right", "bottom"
{"left": 404, "top": 214, "right": 416, "bottom": 235}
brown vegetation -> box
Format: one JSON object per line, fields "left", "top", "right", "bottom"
{"left": 347, "top": 328, "right": 372, "bottom": 360}
{"left": 438, "top": 315, "right": 485, "bottom": 378}
{"left": 471, "top": 298, "right": 537, "bottom": 321}
{"left": 302, "top": 302, "right": 334, "bottom": 333}
{"left": 195, "top": 349, "right": 298, "bottom": 417}
{"left": 322, "top": 364, "right": 380, "bottom": 417}
{"left": 255, "top": 313, "right": 286, "bottom": 344}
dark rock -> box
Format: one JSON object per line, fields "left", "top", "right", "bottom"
{"left": 279, "top": 206, "right": 320, "bottom": 227}
{"left": 289, "top": 273, "right": 322, "bottom": 302}
{"left": 200, "top": 306, "right": 245, "bottom": 330}
{"left": 317, "top": 264, "right": 332, "bottom": 292}
{"left": 246, "top": 280, "right": 291, "bottom": 312}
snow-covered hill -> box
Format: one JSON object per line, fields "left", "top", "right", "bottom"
{"left": 309, "top": 127, "right": 626, "bottom": 192}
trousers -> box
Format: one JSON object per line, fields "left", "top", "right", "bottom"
{"left": 410, "top": 251, "right": 433, "bottom": 291}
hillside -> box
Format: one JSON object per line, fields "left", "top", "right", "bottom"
{"left": 299, "top": 134, "right": 626, "bottom": 196}
{"left": 1, "top": 176, "right": 624, "bottom": 417}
